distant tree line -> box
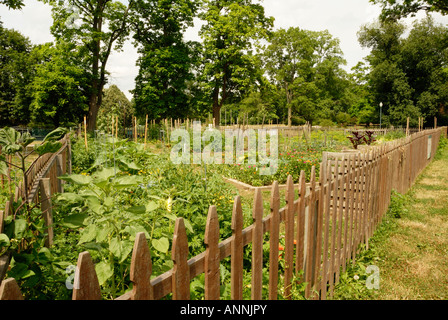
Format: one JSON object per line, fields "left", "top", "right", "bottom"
{"left": 0, "top": 0, "right": 447, "bottom": 131}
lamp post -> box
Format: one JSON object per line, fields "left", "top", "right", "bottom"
{"left": 379, "top": 102, "right": 383, "bottom": 129}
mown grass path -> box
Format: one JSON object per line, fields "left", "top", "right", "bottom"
{"left": 373, "top": 138, "right": 448, "bottom": 299}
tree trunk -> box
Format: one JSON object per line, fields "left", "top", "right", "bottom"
{"left": 87, "top": 9, "right": 102, "bottom": 132}
{"left": 285, "top": 82, "right": 292, "bottom": 127}
{"left": 212, "top": 85, "right": 221, "bottom": 128}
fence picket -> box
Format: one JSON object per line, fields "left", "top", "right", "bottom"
{"left": 130, "top": 232, "right": 153, "bottom": 300}
{"left": 72, "top": 251, "right": 102, "bottom": 300}
{"left": 335, "top": 156, "right": 346, "bottom": 285}
{"left": 172, "top": 218, "right": 190, "bottom": 300}
{"left": 328, "top": 158, "right": 339, "bottom": 296}
{"left": 251, "top": 188, "right": 264, "bottom": 300}
{"left": 305, "top": 166, "right": 317, "bottom": 299}
{"left": 321, "top": 160, "right": 331, "bottom": 299}
{"left": 0, "top": 278, "right": 23, "bottom": 300}
{"left": 39, "top": 178, "right": 53, "bottom": 247}
{"left": 269, "top": 181, "right": 280, "bottom": 300}
{"left": 204, "top": 206, "right": 220, "bottom": 300}
{"left": 295, "top": 171, "right": 306, "bottom": 277}
{"left": 284, "top": 175, "right": 295, "bottom": 299}
{"left": 231, "top": 196, "right": 244, "bottom": 300}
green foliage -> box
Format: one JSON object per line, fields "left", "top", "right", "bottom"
{"left": 97, "top": 85, "right": 133, "bottom": 133}
{"left": 370, "top": 0, "right": 448, "bottom": 21}
{"left": 199, "top": 0, "right": 274, "bottom": 124}
{"left": 0, "top": 25, "right": 35, "bottom": 126}
{"left": 51, "top": 137, "right": 238, "bottom": 299}
{"left": 359, "top": 17, "right": 448, "bottom": 126}
{"left": 0, "top": 0, "right": 24, "bottom": 9}
{"left": 263, "top": 27, "right": 351, "bottom": 125}
{"left": 0, "top": 202, "right": 72, "bottom": 300}
{"left": 132, "top": 0, "right": 200, "bottom": 121}
{"left": 30, "top": 42, "right": 89, "bottom": 128}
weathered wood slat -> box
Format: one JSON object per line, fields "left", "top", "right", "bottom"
{"left": 72, "top": 251, "right": 102, "bottom": 300}
{"left": 204, "top": 206, "right": 220, "bottom": 300}
{"left": 0, "top": 278, "right": 23, "bottom": 300}
{"left": 283, "top": 175, "right": 295, "bottom": 299}
{"left": 231, "top": 195, "right": 243, "bottom": 300}
{"left": 130, "top": 232, "right": 153, "bottom": 300}
{"left": 268, "top": 181, "right": 280, "bottom": 300}
{"left": 172, "top": 218, "right": 190, "bottom": 300}
{"left": 251, "top": 188, "right": 264, "bottom": 300}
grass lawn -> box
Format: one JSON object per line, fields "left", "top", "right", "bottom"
{"left": 332, "top": 136, "right": 448, "bottom": 300}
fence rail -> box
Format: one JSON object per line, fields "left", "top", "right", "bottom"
{"left": 0, "top": 134, "right": 71, "bottom": 285}
{"left": 0, "top": 128, "right": 446, "bottom": 300}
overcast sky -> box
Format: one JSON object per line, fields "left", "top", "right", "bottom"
{"left": 1, "top": 0, "right": 448, "bottom": 101}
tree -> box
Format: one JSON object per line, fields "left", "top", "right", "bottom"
{"left": 0, "top": 24, "right": 35, "bottom": 126}
{"left": 263, "top": 27, "right": 347, "bottom": 126}
{"left": 30, "top": 41, "right": 90, "bottom": 128}
{"left": 131, "top": 0, "right": 199, "bottom": 121}
{"left": 42, "top": 0, "right": 135, "bottom": 131}
{"left": 0, "top": 0, "right": 23, "bottom": 9}
{"left": 199, "top": 0, "right": 274, "bottom": 126}
{"left": 359, "top": 17, "right": 448, "bottom": 126}
{"left": 370, "top": 0, "right": 448, "bottom": 20}
{"left": 401, "top": 17, "right": 448, "bottom": 121}
{"left": 358, "top": 20, "right": 420, "bottom": 126}
{"left": 97, "top": 84, "right": 132, "bottom": 133}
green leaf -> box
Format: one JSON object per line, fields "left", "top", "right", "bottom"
{"left": 59, "top": 174, "right": 92, "bottom": 186}
{"left": 43, "top": 127, "right": 67, "bottom": 142}
{"left": 56, "top": 192, "right": 85, "bottom": 203}
{"left": 152, "top": 237, "right": 169, "bottom": 253}
{"left": 109, "top": 238, "right": 133, "bottom": 263}
{"left": 0, "top": 127, "right": 22, "bottom": 154}
{"left": 113, "top": 175, "right": 142, "bottom": 188}
{"left": 35, "top": 141, "right": 62, "bottom": 156}
{"left": 84, "top": 195, "right": 102, "bottom": 214}
{"left": 92, "top": 167, "right": 117, "bottom": 182}
{"left": 38, "top": 247, "right": 53, "bottom": 264}
{"left": 95, "top": 261, "right": 114, "bottom": 286}
{"left": 9, "top": 262, "right": 35, "bottom": 280}
{"left": 14, "top": 219, "right": 27, "bottom": 238}
{"left": 0, "top": 234, "right": 10, "bottom": 247}
{"left": 126, "top": 205, "right": 146, "bottom": 214}
{"left": 145, "top": 201, "right": 159, "bottom": 212}
{"left": 78, "top": 225, "right": 97, "bottom": 244}
{"left": 61, "top": 213, "right": 88, "bottom": 228}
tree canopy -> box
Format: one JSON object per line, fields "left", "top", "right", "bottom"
{"left": 1, "top": 0, "right": 448, "bottom": 129}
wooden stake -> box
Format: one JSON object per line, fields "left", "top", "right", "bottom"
{"left": 84, "top": 116, "right": 88, "bottom": 151}
{"left": 144, "top": 114, "right": 148, "bottom": 149}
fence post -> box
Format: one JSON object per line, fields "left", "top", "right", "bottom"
{"left": 251, "top": 188, "right": 264, "bottom": 300}
{"left": 204, "top": 206, "right": 220, "bottom": 300}
{"left": 305, "top": 166, "right": 317, "bottom": 299}
{"left": 268, "top": 181, "right": 280, "bottom": 300}
{"left": 56, "top": 154, "right": 64, "bottom": 193}
{"left": 130, "top": 232, "right": 153, "bottom": 300}
{"left": 72, "top": 251, "right": 102, "bottom": 300}
{"left": 0, "top": 278, "right": 23, "bottom": 300}
{"left": 321, "top": 160, "right": 331, "bottom": 299}
{"left": 39, "top": 178, "right": 54, "bottom": 247}
{"left": 284, "top": 175, "right": 295, "bottom": 299}
{"left": 231, "top": 196, "right": 243, "bottom": 300}
{"left": 172, "top": 218, "right": 190, "bottom": 300}
{"left": 295, "top": 170, "right": 306, "bottom": 277}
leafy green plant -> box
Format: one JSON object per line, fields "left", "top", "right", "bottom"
{"left": 0, "top": 203, "right": 71, "bottom": 300}
{"left": 0, "top": 127, "right": 67, "bottom": 203}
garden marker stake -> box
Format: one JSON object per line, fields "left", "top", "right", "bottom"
{"left": 84, "top": 116, "right": 88, "bottom": 151}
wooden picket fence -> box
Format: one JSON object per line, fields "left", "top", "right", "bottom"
{"left": 0, "top": 127, "right": 446, "bottom": 300}
{"left": 0, "top": 134, "right": 72, "bottom": 288}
